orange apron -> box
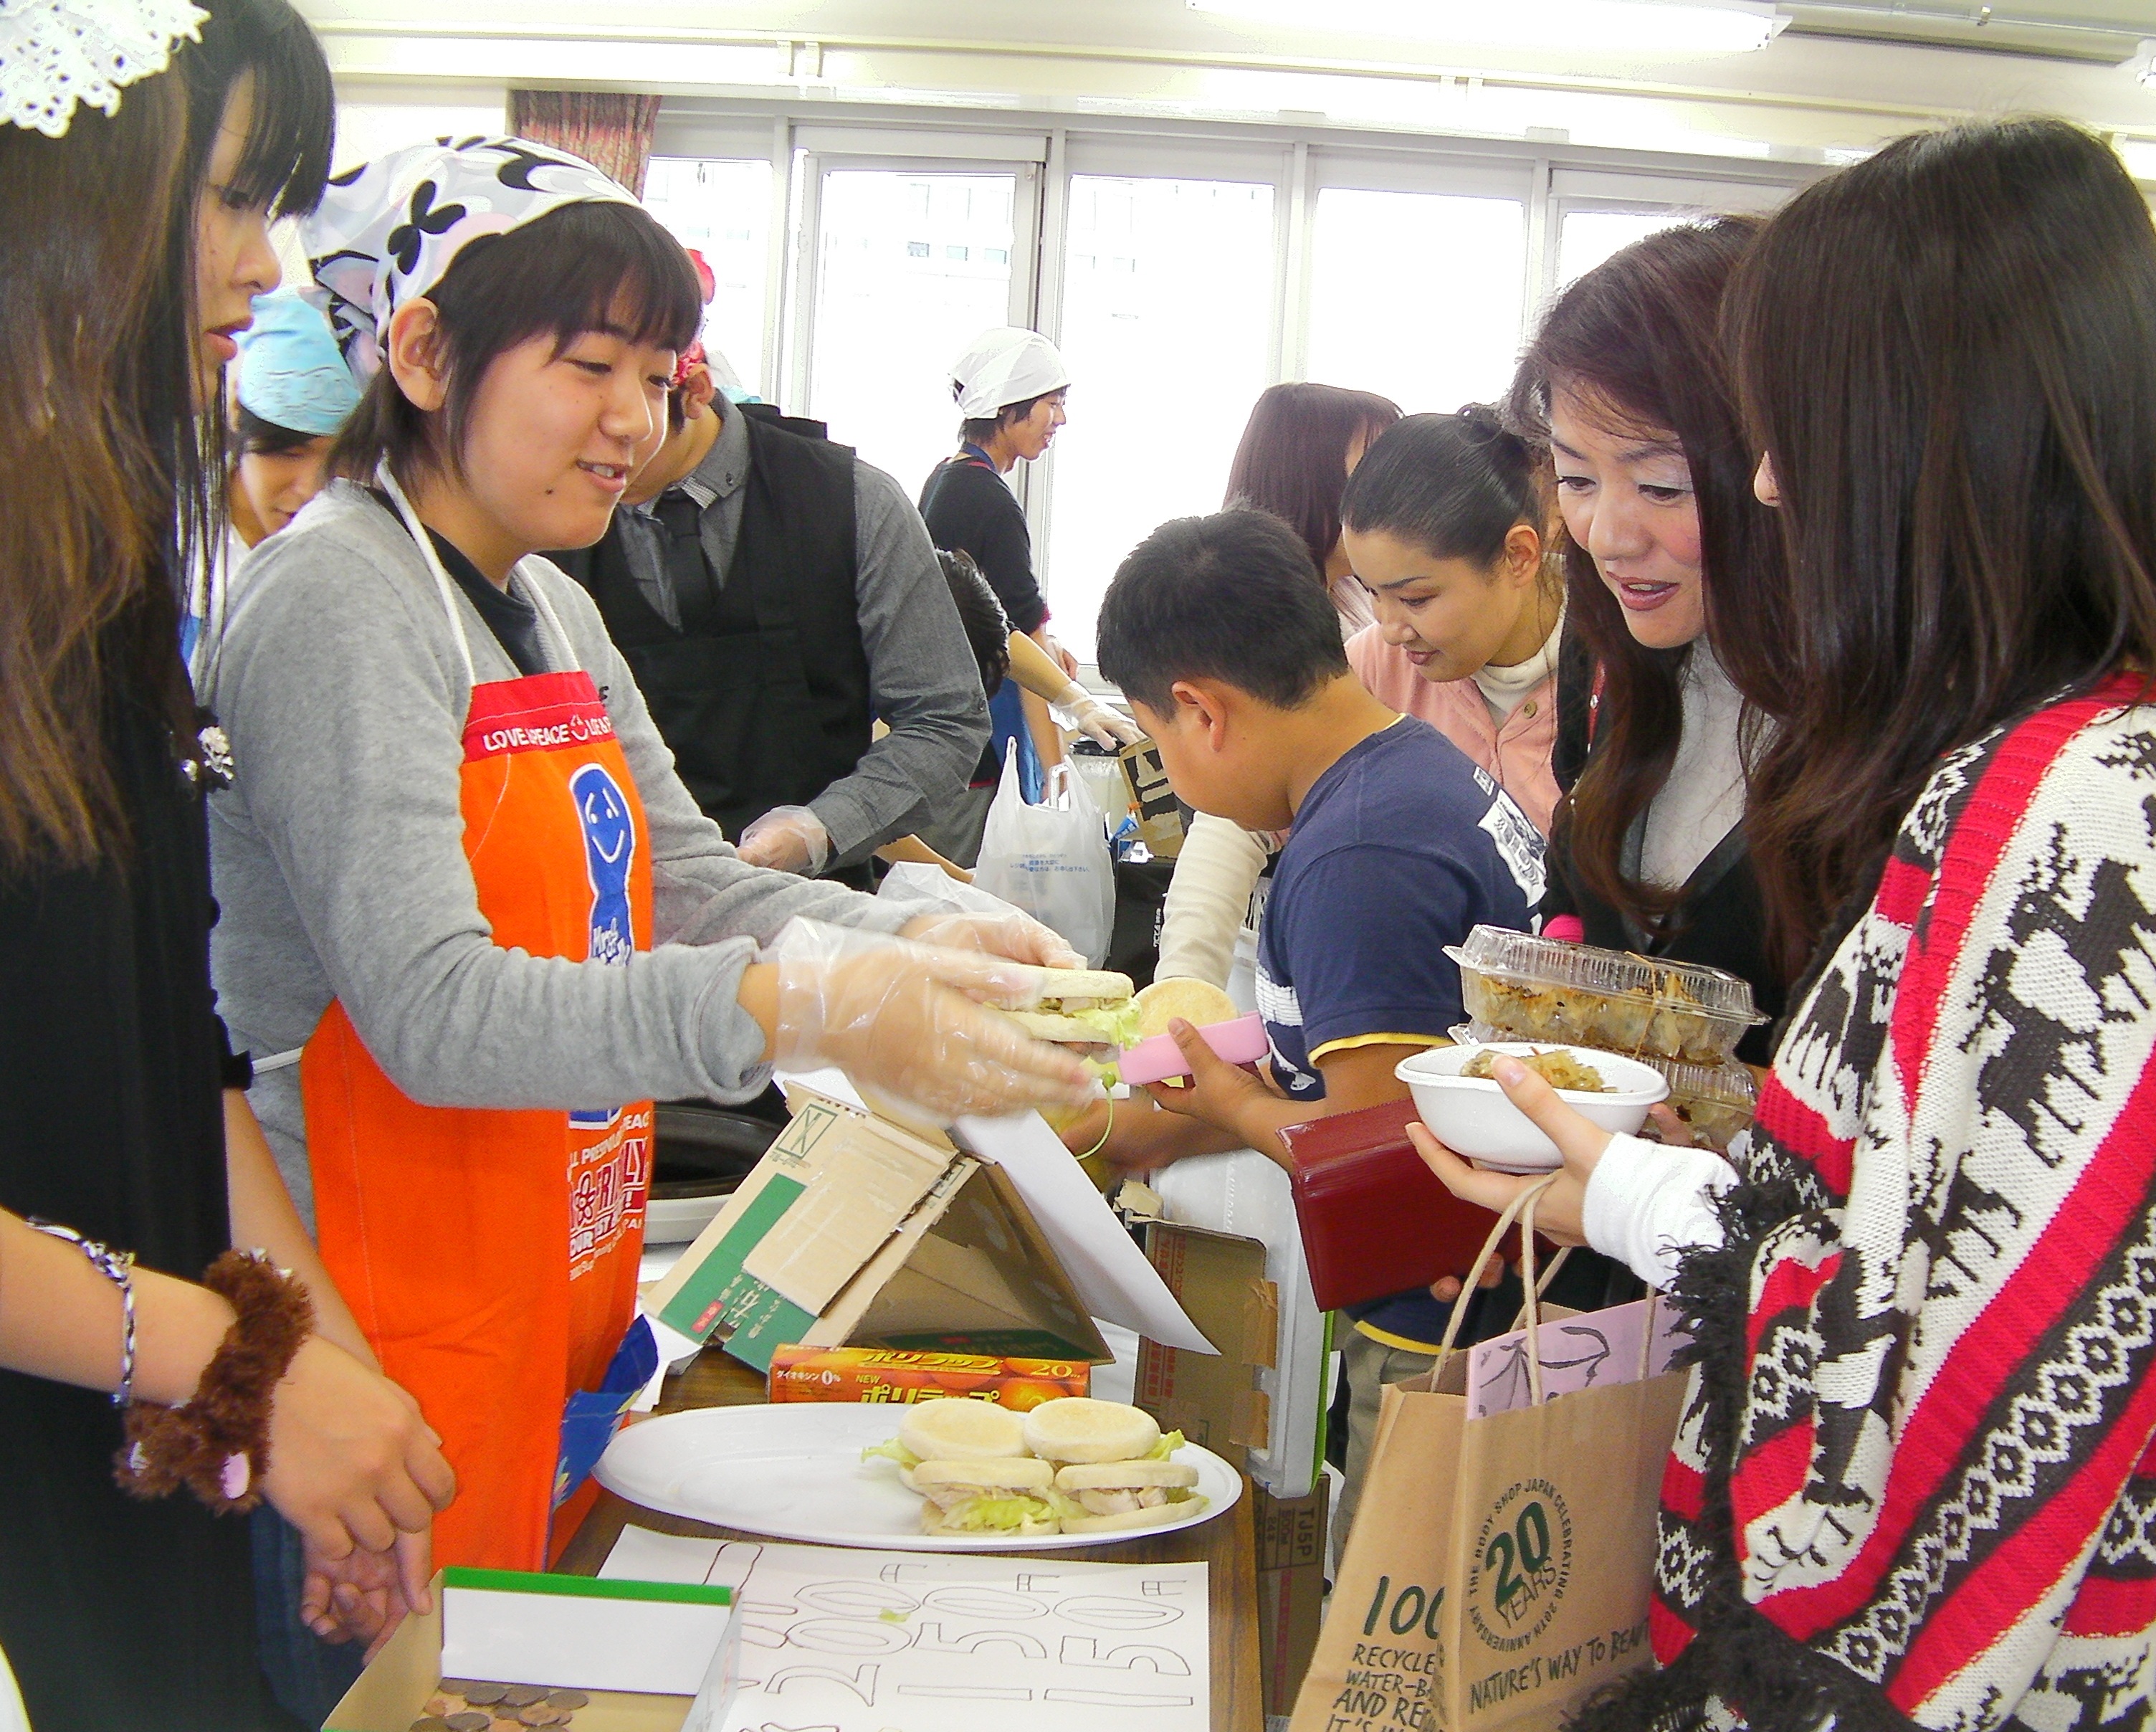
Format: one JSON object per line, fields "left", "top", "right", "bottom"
{"left": 301, "top": 478, "right": 654, "bottom": 1571}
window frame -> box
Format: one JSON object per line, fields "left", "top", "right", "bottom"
{"left": 644, "top": 102, "right": 1818, "bottom": 669}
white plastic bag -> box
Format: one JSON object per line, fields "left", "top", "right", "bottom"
{"left": 971, "top": 743, "right": 1116, "bottom": 967}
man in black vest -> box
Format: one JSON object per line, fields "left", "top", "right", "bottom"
{"left": 553, "top": 353, "right": 988, "bottom": 890}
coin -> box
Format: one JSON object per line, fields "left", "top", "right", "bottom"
{"left": 426, "top": 1697, "right": 455, "bottom": 1718}
{"left": 446, "top": 1714, "right": 492, "bottom": 1732}
{"left": 462, "top": 1683, "right": 510, "bottom": 1706}
{"left": 501, "top": 1685, "right": 545, "bottom": 1708}
{"left": 439, "top": 1680, "right": 482, "bottom": 1694}
{"left": 409, "top": 1720, "right": 454, "bottom": 1732}
{"left": 518, "top": 1708, "right": 570, "bottom": 1727}
{"left": 488, "top": 1719, "right": 523, "bottom": 1732}
{"left": 545, "top": 1691, "right": 588, "bottom": 1710}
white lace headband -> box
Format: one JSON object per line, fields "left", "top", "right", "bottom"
{"left": 1, "top": 0, "right": 207, "bottom": 138}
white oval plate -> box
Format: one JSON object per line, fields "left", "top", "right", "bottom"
{"left": 595, "top": 1402, "right": 1241, "bottom": 1551}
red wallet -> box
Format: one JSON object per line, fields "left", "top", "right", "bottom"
{"left": 1281, "top": 1098, "right": 1520, "bottom": 1313}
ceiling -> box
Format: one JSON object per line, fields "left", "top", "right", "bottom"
{"left": 1784, "top": 0, "right": 2150, "bottom": 62}
{"left": 300, "top": 0, "right": 2156, "bottom": 172}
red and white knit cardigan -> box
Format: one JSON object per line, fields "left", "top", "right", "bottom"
{"left": 1575, "top": 679, "right": 2156, "bottom": 1732}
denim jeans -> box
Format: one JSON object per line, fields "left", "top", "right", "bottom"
{"left": 251, "top": 1507, "right": 365, "bottom": 1730}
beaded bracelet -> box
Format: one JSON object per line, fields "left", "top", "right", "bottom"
{"left": 27, "top": 1220, "right": 138, "bottom": 1407}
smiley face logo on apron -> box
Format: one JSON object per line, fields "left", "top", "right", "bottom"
{"left": 571, "top": 762, "right": 636, "bottom": 969}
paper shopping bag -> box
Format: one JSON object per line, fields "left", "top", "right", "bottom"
{"left": 1292, "top": 1183, "right": 1688, "bottom": 1732}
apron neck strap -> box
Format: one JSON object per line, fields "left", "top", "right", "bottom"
{"left": 519, "top": 564, "right": 576, "bottom": 670}
{"left": 378, "top": 462, "right": 478, "bottom": 687}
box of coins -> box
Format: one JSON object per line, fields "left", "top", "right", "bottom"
{"left": 766, "top": 1344, "right": 1089, "bottom": 1408}
{"left": 325, "top": 1568, "right": 738, "bottom": 1732}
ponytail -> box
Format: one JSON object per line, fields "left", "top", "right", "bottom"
{"left": 1339, "top": 406, "right": 1544, "bottom": 568}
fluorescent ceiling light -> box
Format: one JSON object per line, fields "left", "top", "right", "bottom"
{"left": 1190, "top": 0, "right": 1790, "bottom": 54}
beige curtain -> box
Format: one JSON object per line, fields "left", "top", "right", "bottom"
{"left": 508, "top": 90, "right": 663, "bottom": 196}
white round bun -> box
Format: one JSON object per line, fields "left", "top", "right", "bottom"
{"left": 1021, "top": 1398, "right": 1161, "bottom": 1465}
{"left": 1134, "top": 979, "right": 1238, "bottom": 1037}
{"left": 1054, "top": 1460, "right": 1198, "bottom": 1493}
{"left": 912, "top": 1457, "right": 1055, "bottom": 1493}
{"left": 1060, "top": 1499, "right": 1205, "bottom": 1535}
{"left": 897, "top": 1399, "right": 1029, "bottom": 1462}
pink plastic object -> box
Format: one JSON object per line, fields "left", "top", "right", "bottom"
{"left": 1542, "top": 915, "right": 1586, "bottom": 943}
{"left": 1116, "top": 1013, "right": 1271, "bottom": 1085}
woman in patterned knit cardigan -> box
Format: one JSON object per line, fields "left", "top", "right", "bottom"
{"left": 1416, "top": 117, "right": 2156, "bottom": 1730}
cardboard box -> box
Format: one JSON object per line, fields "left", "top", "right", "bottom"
{"left": 1134, "top": 1219, "right": 1277, "bottom": 1471}
{"left": 1251, "top": 1482, "right": 1330, "bottom": 1718}
{"left": 767, "top": 1344, "right": 1089, "bottom": 1407}
{"left": 1118, "top": 737, "right": 1186, "bottom": 860}
{"left": 327, "top": 1568, "right": 737, "bottom": 1732}
{"left": 647, "top": 1082, "right": 1213, "bottom": 1374}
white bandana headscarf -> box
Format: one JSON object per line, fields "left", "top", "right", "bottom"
{"left": 302, "top": 134, "right": 639, "bottom": 384}
{"left": 950, "top": 326, "right": 1071, "bottom": 419}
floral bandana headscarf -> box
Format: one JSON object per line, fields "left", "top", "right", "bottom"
{"left": 302, "top": 134, "right": 638, "bottom": 384}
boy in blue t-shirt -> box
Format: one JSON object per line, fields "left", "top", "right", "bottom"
{"left": 1079, "top": 508, "right": 1545, "bottom": 1543}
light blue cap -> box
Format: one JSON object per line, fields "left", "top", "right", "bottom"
{"left": 233, "top": 290, "right": 362, "bottom": 438}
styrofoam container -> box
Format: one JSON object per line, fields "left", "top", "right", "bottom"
{"left": 1117, "top": 1012, "right": 1269, "bottom": 1085}
{"left": 1396, "top": 1042, "right": 1669, "bottom": 1174}
{"left": 1455, "top": 1020, "right": 1758, "bottom": 1151}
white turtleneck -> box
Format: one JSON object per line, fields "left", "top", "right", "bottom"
{"left": 1639, "top": 641, "right": 1748, "bottom": 891}
{"left": 1471, "top": 609, "right": 1564, "bottom": 725}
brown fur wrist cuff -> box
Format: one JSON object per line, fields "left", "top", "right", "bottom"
{"left": 114, "top": 1250, "right": 315, "bottom": 1514}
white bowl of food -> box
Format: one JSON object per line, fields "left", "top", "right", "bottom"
{"left": 1395, "top": 1042, "right": 1669, "bottom": 1174}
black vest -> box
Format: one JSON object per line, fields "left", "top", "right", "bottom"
{"left": 556, "top": 413, "right": 870, "bottom": 846}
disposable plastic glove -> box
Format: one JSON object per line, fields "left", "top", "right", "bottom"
{"left": 738, "top": 805, "right": 833, "bottom": 875}
{"left": 1047, "top": 679, "right": 1145, "bottom": 748}
{"left": 770, "top": 920, "right": 1096, "bottom": 1122}
{"left": 901, "top": 910, "right": 1086, "bottom": 971}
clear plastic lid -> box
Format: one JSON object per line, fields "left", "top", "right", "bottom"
{"left": 1446, "top": 926, "right": 1766, "bottom": 1067}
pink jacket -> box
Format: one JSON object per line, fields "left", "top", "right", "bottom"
{"left": 1345, "top": 625, "right": 1561, "bottom": 835}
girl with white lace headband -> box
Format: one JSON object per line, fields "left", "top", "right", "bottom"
{"left": 1417, "top": 118, "right": 2156, "bottom": 1732}
{"left": 0, "top": 4, "right": 461, "bottom": 1731}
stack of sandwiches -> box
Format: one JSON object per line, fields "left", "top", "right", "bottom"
{"left": 865, "top": 1396, "right": 1206, "bottom": 1537}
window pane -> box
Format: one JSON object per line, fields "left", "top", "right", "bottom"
{"left": 1556, "top": 210, "right": 1688, "bottom": 290}
{"left": 808, "top": 170, "right": 1016, "bottom": 497}
{"left": 1046, "top": 176, "right": 1277, "bottom": 660}
{"left": 641, "top": 156, "right": 772, "bottom": 398}
{"left": 1307, "top": 188, "right": 1527, "bottom": 415}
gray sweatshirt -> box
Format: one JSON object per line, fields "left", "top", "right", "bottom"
{"left": 207, "top": 482, "right": 907, "bottom": 1227}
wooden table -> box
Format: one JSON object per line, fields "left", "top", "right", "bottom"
{"left": 558, "top": 1347, "right": 1266, "bottom": 1732}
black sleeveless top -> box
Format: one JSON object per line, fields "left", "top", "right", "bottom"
{"left": 0, "top": 668, "right": 282, "bottom": 1729}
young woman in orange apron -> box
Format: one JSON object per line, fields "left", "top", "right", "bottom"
{"left": 207, "top": 138, "right": 1093, "bottom": 1576}
{"left": 300, "top": 467, "right": 659, "bottom": 1571}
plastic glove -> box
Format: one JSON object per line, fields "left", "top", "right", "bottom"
{"left": 1047, "top": 678, "right": 1144, "bottom": 748}
{"left": 738, "top": 805, "right": 833, "bottom": 875}
{"left": 901, "top": 910, "right": 1085, "bottom": 971}
{"left": 770, "top": 920, "right": 1096, "bottom": 1122}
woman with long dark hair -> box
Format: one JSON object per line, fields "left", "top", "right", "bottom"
{"left": 1154, "top": 380, "right": 1401, "bottom": 988}
{"left": 1509, "top": 217, "right": 1786, "bottom": 1061}
{"left": 0, "top": 5, "right": 453, "bottom": 1727}
{"left": 1421, "top": 118, "right": 2156, "bottom": 1728}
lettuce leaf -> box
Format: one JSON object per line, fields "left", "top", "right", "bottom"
{"left": 1051, "top": 999, "right": 1145, "bottom": 1050}
{"left": 862, "top": 1437, "right": 921, "bottom": 1470}
{"left": 941, "top": 1490, "right": 1082, "bottom": 1533}
{"left": 1145, "top": 1429, "right": 1187, "bottom": 1460}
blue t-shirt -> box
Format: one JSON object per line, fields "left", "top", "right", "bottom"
{"left": 1258, "top": 717, "right": 1544, "bottom": 1351}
